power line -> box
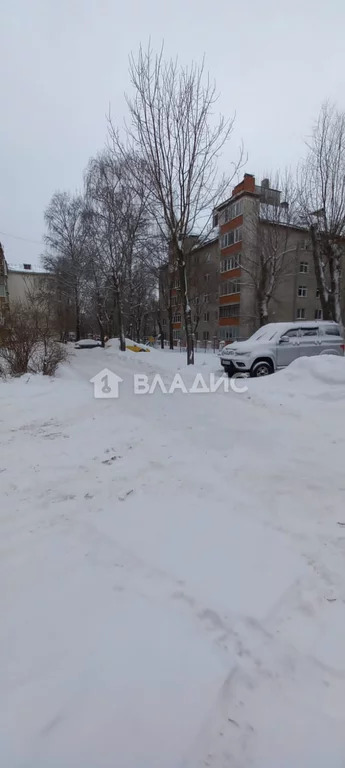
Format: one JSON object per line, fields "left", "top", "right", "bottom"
{"left": 0, "top": 229, "right": 44, "bottom": 245}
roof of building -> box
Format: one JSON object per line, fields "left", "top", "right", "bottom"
{"left": 191, "top": 229, "right": 218, "bottom": 252}
{"left": 7, "top": 263, "right": 49, "bottom": 275}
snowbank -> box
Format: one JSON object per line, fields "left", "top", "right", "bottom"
{"left": 279, "top": 354, "right": 345, "bottom": 386}
{"left": 247, "top": 354, "right": 345, "bottom": 408}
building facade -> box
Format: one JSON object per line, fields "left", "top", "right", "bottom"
{"left": 215, "top": 173, "right": 322, "bottom": 341}
{"left": 159, "top": 174, "right": 325, "bottom": 345}
{"left": 160, "top": 236, "right": 219, "bottom": 345}
{"left": 7, "top": 262, "right": 50, "bottom": 302}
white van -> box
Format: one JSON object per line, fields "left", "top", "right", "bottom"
{"left": 220, "top": 321, "right": 344, "bottom": 377}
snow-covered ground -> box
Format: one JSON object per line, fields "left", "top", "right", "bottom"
{"left": 1, "top": 345, "right": 345, "bottom": 767}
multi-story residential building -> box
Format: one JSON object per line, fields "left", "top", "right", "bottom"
{"left": 215, "top": 173, "right": 322, "bottom": 341}
{"left": 159, "top": 173, "right": 324, "bottom": 346}
{"left": 0, "top": 249, "right": 53, "bottom": 339}
{"left": 7, "top": 262, "right": 50, "bottom": 302}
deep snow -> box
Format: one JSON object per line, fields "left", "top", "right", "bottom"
{"left": 1, "top": 346, "right": 345, "bottom": 767}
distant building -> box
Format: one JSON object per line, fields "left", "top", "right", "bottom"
{"left": 7, "top": 262, "right": 51, "bottom": 303}
{"left": 0, "top": 248, "right": 52, "bottom": 339}
{"left": 0, "top": 243, "right": 9, "bottom": 332}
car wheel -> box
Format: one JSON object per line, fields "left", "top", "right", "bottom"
{"left": 251, "top": 360, "right": 273, "bottom": 377}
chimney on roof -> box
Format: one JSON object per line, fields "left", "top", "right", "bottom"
{"left": 261, "top": 178, "right": 270, "bottom": 189}
{"left": 23, "top": 263, "right": 31, "bottom": 270}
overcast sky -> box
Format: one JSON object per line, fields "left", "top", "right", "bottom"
{"left": 1, "top": 0, "right": 345, "bottom": 264}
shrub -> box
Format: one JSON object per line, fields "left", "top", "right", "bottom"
{"left": 0, "top": 300, "right": 68, "bottom": 377}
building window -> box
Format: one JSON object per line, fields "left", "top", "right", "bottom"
{"left": 173, "top": 329, "right": 180, "bottom": 340}
{"left": 220, "top": 254, "right": 241, "bottom": 273}
{"left": 219, "top": 303, "right": 240, "bottom": 319}
{"left": 223, "top": 199, "right": 243, "bottom": 223}
{"left": 234, "top": 226, "right": 242, "bottom": 243}
{"left": 205, "top": 253, "right": 211, "bottom": 263}
{"left": 221, "top": 231, "right": 234, "bottom": 248}
{"left": 300, "top": 239, "right": 309, "bottom": 250}
{"left": 171, "top": 296, "right": 177, "bottom": 306}
{"left": 219, "top": 279, "right": 241, "bottom": 297}
{"left": 298, "top": 285, "right": 307, "bottom": 297}
{"left": 220, "top": 227, "right": 242, "bottom": 249}
{"left": 203, "top": 294, "right": 209, "bottom": 303}
{"left": 204, "top": 273, "right": 210, "bottom": 282}
{"left": 0, "top": 285, "right": 7, "bottom": 298}
{"left": 299, "top": 261, "right": 309, "bottom": 273}
{"left": 233, "top": 200, "right": 243, "bottom": 218}
{"left": 296, "top": 308, "right": 306, "bottom": 319}
{"left": 219, "top": 326, "right": 240, "bottom": 341}
{"left": 316, "top": 289, "right": 320, "bottom": 298}
{"left": 203, "top": 331, "right": 209, "bottom": 340}
{"left": 173, "top": 313, "right": 181, "bottom": 323}
{"left": 172, "top": 278, "right": 180, "bottom": 289}
{"left": 204, "top": 312, "right": 209, "bottom": 322}
{"left": 195, "top": 296, "right": 199, "bottom": 305}
{"left": 162, "top": 318, "right": 167, "bottom": 326}
{"left": 314, "top": 309, "right": 323, "bottom": 319}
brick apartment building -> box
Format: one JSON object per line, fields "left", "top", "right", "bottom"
{"left": 215, "top": 173, "right": 322, "bottom": 341}
{"left": 160, "top": 173, "right": 324, "bottom": 345}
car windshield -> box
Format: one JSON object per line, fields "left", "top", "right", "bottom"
{"left": 248, "top": 325, "right": 278, "bottom": 342}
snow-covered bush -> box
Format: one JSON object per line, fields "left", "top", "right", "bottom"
{"left": 0, "top": 300, "right": 68, "bottom": 377}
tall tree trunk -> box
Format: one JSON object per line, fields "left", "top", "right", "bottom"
{"left": 168, "top": 303, "right": 174, "bottom": 350}
{"left": 310, "top": 225, "right": 332, "bottom": 320}
{"left": 156, "top": 317, "right": 164, "bottom": 348}
{"left": 259, "top": 296, "right": 269, "bottom": 326}
{"left": 96, "top": 313, "right": 105, "bottom": 347}
{"left": 117, "top": 294, "right": 126, "bottom": 351}
{"left": 177, "top": 247, "right": 194, "bottom": 364}
{"left": 113, "top": 274, "right": 126, "bottom": 351}
{"left": 75, "top": 287, "right": 81, "bottom": 341}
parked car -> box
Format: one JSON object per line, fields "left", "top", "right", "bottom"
{"left": 75, "top": 339, "right": 102, "bottom": 349}
{"left": 220, "top": 321, "right": 345, "bottom": 377}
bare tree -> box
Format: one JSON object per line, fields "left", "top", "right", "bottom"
{"left": 298, "top": 103, "right": 345, "bottom": 327}
{"left": 85, "top": 151, "right": 149, "bottom": 351}
{"left": 110, "top": 44, "right": 242, "bottom": 363}
{"left": 128, "top": 261, "right": 156, "bottom": 341}
{"left": 240, "top": 174, "right": 298, "bottom": 326}
{"left": 44, "top": 192, "right": 88, "bottom": 341}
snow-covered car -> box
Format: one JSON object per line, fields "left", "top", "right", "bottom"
{"left": 75, "top": 339, "right": 102, "bottom": 349}
{"left": 220, "top": 321, "right": 345, "bottom": 377}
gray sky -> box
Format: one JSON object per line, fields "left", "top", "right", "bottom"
{"left": 1, "top": 0, "right": 345, "bottom": 264}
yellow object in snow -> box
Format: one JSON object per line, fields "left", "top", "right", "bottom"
{"left": 126, "top": 344, "right": 150, "bottom": 353}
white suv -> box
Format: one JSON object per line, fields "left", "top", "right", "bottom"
{"left": 220, "top": 321, "right": 344, "bottom": 377}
